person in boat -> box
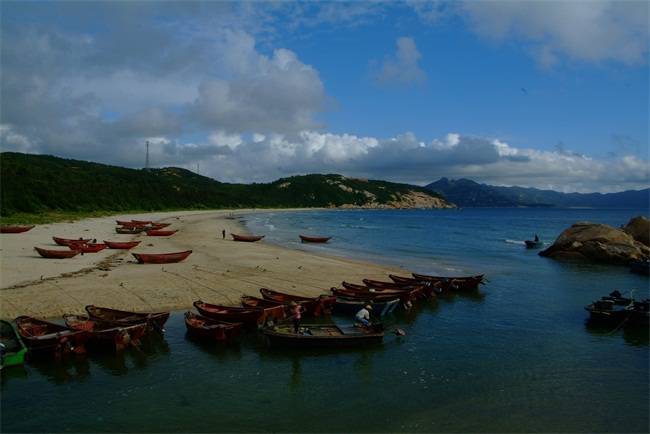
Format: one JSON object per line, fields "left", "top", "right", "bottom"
{"left": 355, "top": 305, "right": 372, "bottom": 327}
{"left": 534, "top": 234, "right": 539, "bottom": 242}
{"left": 289, "top": 301, "right": 305, "bottom": 334}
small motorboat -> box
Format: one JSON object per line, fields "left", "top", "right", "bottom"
{"left": 131, "top": 250, "right": 192, "bottom": 264}
{"left": 193, "top": 301, "right": 266, "bottom": 327}
{"left": 63, "top": 314, "right": 148, "bottom": 352}
{"left": 85, "top": 305, "right": 169, "bottom": 332}
{"left": 231, "top": 233, "right": 265, "bottom": 242}
{"left": 299, "top": 235, "right": 332, "bottom": 243}
{"left": 585, "top": 298, "right": 649, "bottom": 326}
{"left": 146, "top": 229, "right": 177, "bottom": 236}
{"left": 184, "top": 311, "right": 243, "bottom": 342}
{"left": 53, "top": 236, "right": 92, "bottom": 246}
{"left": 14, "top": 316, "right": 88, "bottom": 357}
{"left": 1, "top": 320, "right": 27, "bottom": 369}
{"left": 263, "top": 323, "right": 384, "bottom": 348}
{"left": 104, "top": 240, "right": 141, "bottom": 249}
{"left": 525, "top": 240, "right": 543, "bottom": 249}
{"left": 34, "top": 246, "right": 80, "bottom": 259}
{"left": 0, "top": 225, "right": 35, "bottom": 234}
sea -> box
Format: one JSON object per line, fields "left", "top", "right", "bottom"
{"left": 2, "top": 208, "right": 649, "bottom": 433}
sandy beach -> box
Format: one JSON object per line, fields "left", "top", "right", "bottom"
{"left": 0, "top": 209, "right": 401, "bottom": 319}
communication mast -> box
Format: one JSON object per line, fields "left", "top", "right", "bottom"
{"left": 145, "top": 140, "right": 150, "bottom": 171}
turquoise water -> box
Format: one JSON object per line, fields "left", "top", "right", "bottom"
{"left": 2, "top": 208, "right": 649, "bottom": 432}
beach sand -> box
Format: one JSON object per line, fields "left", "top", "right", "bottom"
{"left": 0, "top": 209, "right": 402, "bottom": 319}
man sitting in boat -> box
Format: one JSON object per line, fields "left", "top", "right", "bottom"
{"left": 355, "top": 305, "right": 372, "bottom": 327}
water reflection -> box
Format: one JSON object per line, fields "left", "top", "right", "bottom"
{"left": 184, "top": 333, "right": 244, "bottom": 362}
{"left": 584, "top": 320, "right": 649, "bottom": 347}
{"left": 27, "top": 356, "right": 90, "bottom": 385}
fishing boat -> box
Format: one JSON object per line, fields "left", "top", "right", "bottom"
{"left": 231, "top": 233, "right": 265, "bottom": 242}
{"left": 524, "top": 240, "right": 543, "bottom": 249}
{"left": 34, "top": 246, "right": 80, "bottom": 259}
{"left": 299, "top": 235, "right": 331, "bottom": 243}
{"left": 0, "top": 225, "right": 35, "bottom": 234}
{"left": 340, "top": 282, "right": 424, "bottom": 299}
{"left": 411, "top": 273, "right": 485, "bottom": 291}
{"left": 52, "top": 236, "right": 92, "bottom": 246}
{"left": 585, "top": 298, "right": 649, "bottom": 326}
{"left": 131, "top": 220, "right": 153, "bottom": 225}
{"left": 132, "top": 250, "right": 192, "bottom": 264}
{"left": 146, "top": 229, "right": 177, "bottom": 236}
{"left": 1, "top": 320, "right": 27, "bottom": 369}
{"left": 334, "top": 297, "right": 400, "bottom": 317}
{"left": 69, "top": 243, "right": 107, "bottom": 253}
{"left": 150, "top": 223, "right": 171, "bottom": 229}
{"left": 630, "top": 259, "right": 649, "bottom": 276}
{"left": 14, "top": 316, "right": 88, "bottom": 356}
{"left": 259, "top": 288, "right": 335, "bottom": 316}
{"left": 115, "top": 227, "right": 146, "bottom": 234}
{"left": 241, "top": 295, "right": 288, "bottom": 319}
{"left": 63, "top": 314, "right": 147, "bottom": 352}
{"left": 332, "top": 287, "right": 413, "bottom": 302}
{"left": 104, "top": 240, "right": 141, "bottom": 249}
{"left": 85, "top": 305, "right": 170, "bottom": 332}
{"left": 263, "top": 323, "right": 384, "bottom": 348}
{"left": 193, "top": 301, "right": 266, "bottom": 326}
{"left": 184, "top": 311, "right": 243, "bottom": 342}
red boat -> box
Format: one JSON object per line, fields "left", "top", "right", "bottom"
{"left": 331, "top": 287, "right": 407, "bottom": 302}
{"left": 193, "top": 301, "right": 267, "bottom": 326}
{"left": 299, "top": 235, "right": 332, "bottom": 243}
{"left": 131, "top": 220, "right": 153, "bottom": 225}
{"left": 104, "top": 240, "right": 141, "bottom": 249}
{"left": 53, "top": 236, "right": 92, "bottom": 246}
{"left": 411, "top": 273, "right": 485, "bottom": 291}
{"left": 184, "top": 311, "right": 243, "bottom": 342}
{"left": 0, "top": 225, "right": 35, "bottom": 234}
{"left": 231, "top": 233, "right": 264, "bottom": 242}
{"left": 363, "top": 278, "right": 439, "bottom": 297}
{"left": 34, "top": 246, "right": 80, "bottom": 259}
{"left": 132, "top": 250, "right": 192, "bottom": 264}
{"left": 146, "top": 229, "right": 177, "bottom": 236}
{"left": 68, "top": 243, "right": 107, "bottom": 253}
{"left": 259, "top": 288, "right": 335, "bottom": 316}
{"left": 116, "top": 220, "right": 150, "bottom": 228}
{"left": 240, "top": 296, "right": 288, "bottom": 320}
{"left": 85, "top": 305, "right": 170, "bottom": 333}
{"left": 14, "top": 316, "right": 88, "bottom": 357}
{"left": 150, "top": 223, "right": 171, "bottom": 229}
{"left": 63, "top": 314, "right": 147, "bottom": 352}
{"left": 116, "top": 227, "right": 146, "bottom": 234}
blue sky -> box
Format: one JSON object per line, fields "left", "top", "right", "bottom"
{"left": 1, "top": 1, "right": 648, "bottom": 192}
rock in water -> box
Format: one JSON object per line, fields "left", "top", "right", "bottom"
{"left": 623, "top": 216, "right": 649, "bottom": 247}
{"left": 539, "top": 220, "right": 650, "bottom": 265}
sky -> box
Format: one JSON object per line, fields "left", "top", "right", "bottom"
{"left": 0, "top": 0, "right": 648, "bottom": 193}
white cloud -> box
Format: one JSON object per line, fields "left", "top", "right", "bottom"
{"left": 375, "top": 37, "right": 427, "bottom": 85}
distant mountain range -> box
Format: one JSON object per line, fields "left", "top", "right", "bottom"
{"left": 426, "top": 178, "right": 650, "bottom": 208}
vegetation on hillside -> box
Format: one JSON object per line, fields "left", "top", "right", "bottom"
{"left": 0, "top": 152, "right": 446, "bottom": 220}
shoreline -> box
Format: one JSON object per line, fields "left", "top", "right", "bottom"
{"left": 0, "top": 209, "right": 402, "bottom": 320}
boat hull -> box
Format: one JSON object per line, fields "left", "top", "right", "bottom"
{"left": 34, "top": 247, "right": 80, "bottom": 259}
{"left": 132, "top": 250, "right": 192, "bottom": 264}
{"left": 104, "top": 240, "right": 141, "bottom": 249}
{"left": 14, "top": 316, "right": 88, "bottom": 357}
{"left": 263, "top": 324, "right": 383, "bottom": 348}
{"left": 146, "top": 230, "right": 177, "bottom": 236}
{"left": 231, "top": 234, "right": 265, "bottom": 242}
{"left": 0, "top": 225, "right": 35, "bottom": 234}
{"left": 193, "top": 301, "right": 266, "bottom": 326}
{"left": 299, "top": 235, "right": 331, "bottom": 243}
{"left": 64, "top": 315, "right": 148, "bottom": 352}
{"left": 85, "top": 305, "right": 170, "bottom": 333}
{"left": 184, "top": 312, "right": 243, "bottom": 342}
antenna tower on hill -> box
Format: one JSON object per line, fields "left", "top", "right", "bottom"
{"left": 145, "top": 140, "right": 150, "bottom": 171}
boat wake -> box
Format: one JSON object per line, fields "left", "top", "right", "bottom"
{"left": 504, "top": 239, "right": 526, "bottom": 245}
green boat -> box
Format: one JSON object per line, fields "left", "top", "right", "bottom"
{"left": 1, "top": 320, "right": 27, "bottom": 369}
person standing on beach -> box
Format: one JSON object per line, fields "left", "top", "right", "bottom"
{"left": 289, "top": 301, "right": 304, "bottom": 333}
{"left": 222, "top": 229, "right": 226, "bottom": 239}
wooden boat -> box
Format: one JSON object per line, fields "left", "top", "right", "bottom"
{"left": 184, "top": 311, "right": 243, "bottom": 342}
{"left": 193, "top": 301, "right": 266, "bottom": 326}
{"left": 585, "top": 299, "right": 649, "bottom": 326}
{"left": 34, "top": 246, "right": 80, "bottom": 259}
{"left": 53, "top": 236, "right": 92, "bottom": 246}
{"left": 104, "top": 240, "right": 141, "bottom": 249}
{"left": 387, "top": 275, "right": 444, "bottom": 294}
{"left": 263, "top": 323, "right": 384, "bottom": 348}
{"left": 150, "top": 223, "right": 171, "bottom": 229}
{"left": 332, "top": 287, "right": 413, "bottom": 302}
{"left": 259, "top": 288, "right": 335, "bottom": 316}
{"left": 231, "top": 233, "right": 265, "bottom": 242}
{"left": 411, "top": 273, "right": 485, "bottom": 291}
{"left": 299, "top": 235, "right": 331, "bottom": 243}
{"left": 241, "top": 295, "right": 288, "bottom": 319}
{"left": 146, "top": 229, "right": 177, "bottom": 236}
{"left": 69, "top": 243, "right": 107, "bottom": 253}
{"left": 334, "top": 297, "right": 400, "bottom": 317}
{"left": 1, "top": 320, "right": 27, "bottom": 369}
{"left": 131, "top": 220, "right": 153, "bottom": 225}
{"left": 0, "top": 225, "right": 35, "bottom": 234}
{"left": 85, "top": 305, "right": 170, "bottom": 332}
{"left": 115, "top": 227, "right": 146, "bottom": 234}
{"left": 132, "top": 250, "right": 192, "bottom": 264}
{"left": 362, "top": 278, "right": 436, "bottom": 296}
{"left": 525, "top": 240, "right": 543, "bottom": 249}
{"left": 340, "top": 282, "right": 424, "bottom": 299}
{"left": 14, "top": 316, "right": 88, "bottom": 356}
{"left": 63, "top": 314, "right": 147, "bottom": 352}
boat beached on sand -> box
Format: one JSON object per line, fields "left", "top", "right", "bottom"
{"left": 104, "top": 240, "right": 141, "bottom": 249}
{"left": 299, "top": 235, "right": 331, "bottom": 243}
{"left": 131, "top": 250, "right": 192, "bottom": 264}
{"left": 0, "top": 225, "right": 35, "bottom": 234}
{"left": 231, "top": 233, "right": 265, "bottom": 242}
{"left": 34, "top": 246, "right": 80, "bottom": 259}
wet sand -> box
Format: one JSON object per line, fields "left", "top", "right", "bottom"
{"left": 0, "top": 209, "right": 401, "bottom": 319}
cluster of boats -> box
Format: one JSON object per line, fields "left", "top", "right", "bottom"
{"left": 585, "top": 290, "right": 649, "bottom": 327}
{"left": 0, "top": 271, "right": 486, "bottom": 368}
{"left": 230, "top": 233, "right": 332, "bottom": 243}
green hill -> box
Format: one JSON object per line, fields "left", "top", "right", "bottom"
{"left": 0, "top": 152, "right": 450, "bottom": 218}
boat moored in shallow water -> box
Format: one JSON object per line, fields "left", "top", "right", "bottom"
{"left": 263, "top": 323, "right": 384, "bottom": 348}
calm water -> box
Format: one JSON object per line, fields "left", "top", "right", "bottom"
{"left": 2, "top": 208, "right": 649, "bottom": 433}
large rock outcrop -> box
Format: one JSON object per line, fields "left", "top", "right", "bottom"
{"left": 539, "top": 219, "right": 650, "bottom": 265}
{"left": 623, "top": 216, "right": 650, "bottom": 247}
